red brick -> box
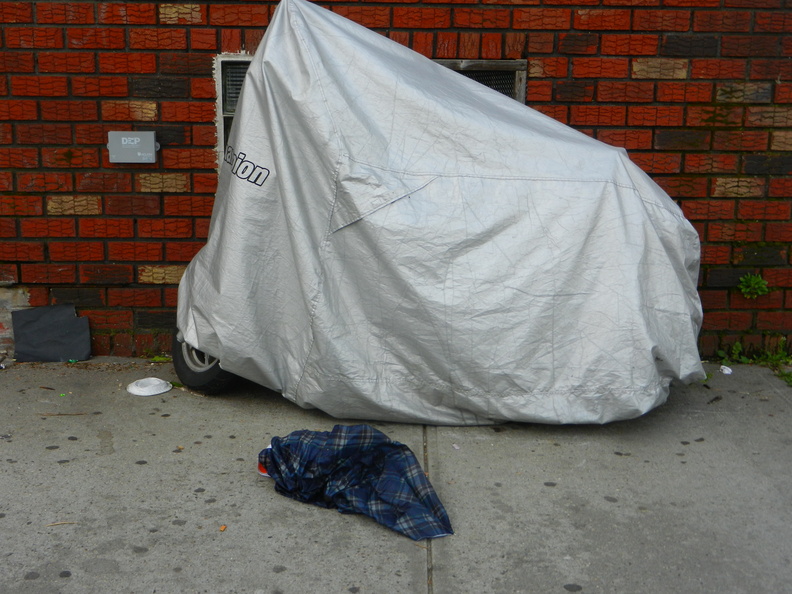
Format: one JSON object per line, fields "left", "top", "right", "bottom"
{"left": 0, "top": 124, "right": 10, "bottom": 144}
{"left": 108, "top": 288, "right": 162, "bottom": 308}
{"left": 411, "top": 32, "right": 434, "bottom": 58}
{"left": 706, "top": 222, "right": 762, "bottom": 241}
{"left": 195, "top": 218, "right": 211, "bottom": 239}
{"left": 192, "top": 126, "right": 217, "bottom": 147}
{"left": 21, "top": 264, "right": 76, "bottom": 284}
{"left": 749, "top": 60, "right": 792, "bottom": 80}
{"left": 41, "top": 148, "right": 100, "bottom": 169}
{"left": 765, "top": 269, "right": 792, "bottom": 288}
{"left": 502, "top": 32, "right": 526, "bottom": 59}
{"left": 694, "top": 11, "right": 751, "bottom": 32}
{"left": 79, "top": 265, "right": 134, "bottom": 285}
{"left": 17, "top": 172, "right": 73, "bottom": 192}
{"left": 104, "top": 195, "right": 160, "bottom": 216}
{"left": 220, "top": 29, "right": 242, "bottom": 53}
{"left": 75, "top": 172, "right": 132, "bottom": 193}
{"left": 722, "top": 35, "right": 781, "bottom": 57}
{"left": 210, "top": 4, "right": 269, "bottom": 26}
{"left": 769, "top": 178, "right": 792, "bottom": 198}
{"left": 328, "top": 6, "right": 390, "bottom": 29}
{"left": 38, "top": 52, "right": 96, "bottom": 73}
{"left": 5, "top": 27, "right": 63, "bottom": 48}
{"left": 458, "top": 33, "right": 480, "bottom": 58}
{"left": 737, "top": 200, "right": 791, "bottom": 220}
{"left": 482, "top": 33, "right": 503, "bottom": 59}
{"left": 0, "top": 172, "right": 14, "bottom": 190}
{"left": 453, "top": 8, "right": 510, "bottom": 28}
{"left": 757, "top": 312, "right": 792, "bottom": 332}
{"left": 72, "top": 76, "right": 129, "bottom": 97}
{"left": 17, "top": 124, "right": 71, "bottom": 145}
{"left": 686, "top": 105, "right": 744, "bottom": 127}
{"left": 630, "top": 152, "right": 681, "bottom": 174}
{"left": 528, "top": 57, "right": 568, "bottom": 78}
{"left": 571, "top": 57, "right": 629, "bottom": 78}
{"left": 0, "top": 196, "right": 42, "bottom": 216}
{"left": 0, "top": 148, "right": 38, "bottom": 168}
{"left": 26, "top": 287, "right": 50, "bottom": 306}
{"left": 691, "top": 59, "right": 747, "bottom": 79}
{"left": 166, "top": 242, "right": 204, "bottom": 262}
{"left": 513, "top": 8, "right": 570, "bottom": 29}
{"left": 37, "top": 3, "right": 95, "bottom": 24}
{"left": 20, "top": 218, "right": 75, "bottom": 238}
{"left": 0, "top": 51, "right": 35, "bottom": 72}
{"left": 628, "top": 106, "right": 684, "bottom": 126}
{"left": 191, "top": 29, "right": 217, "bottom": 51}
{"left": 107, "top": 241, "right": 163, "bottom": 261}
{"left": 596, "top": 129, "right": 653, "bottom": 150}
{"left": 138, "top": 219, "right": 192, "bottom": 238}
{"left": 777, "top": 84, "right": 792, "bottom": 103}
{"left": 91, "top": 333, "right": 111, "bottom": 356}
{"left": 731, "top": 291, "right": 784, "bottom": 310}
{"left": 664, "top": 0, "right": 719, "bottom": 6}
{"left": 573, "top": 9, "right": 630, "bottom": 30}
{"left": 190, "top": 78, "right": 215, "bottom": 100}
{"left": 67, "top": 28, "right": 125, "bottom": 49}
{"left": 0, "top": 2, "right": 32, "bottom": 22}
{"left": 0, "top": 263, "right": 18, "bottom": 283}
{"left": 98, "top": 3, "right": 156, "bottom": 25}
{"left": 40, "top": 100, "right": 98, "bottom": 121}
{"left": 656, "top": 81, "right": 713, "bottom": 102}
{"left": 0, "top": 100, "right": 37, "bottom": 120}
{"left": 532, "top": 105, "right": 568, "bottom": 123}
{"left": 162, "top": 148, "right": 217, "bottom": 170}
{"left": 163, "top": 196, "right": 213, "bottom": 216}
{"left": 570, "top": 105, "right": 626, "bottom": 126}
{"left": 388, "top": 31, "right": 410, "bottom": 48}
{"left": 702, "top": 311, "right": 753, "bottom": 331}
{"left": 393, "top": 7, "right": 451, "bottom": 28}
{"left": 527, "top": 80, "right": 553, "bottom": 102}
{"left": 597, "top": 81, "right": 654, "bottom": 102}
{"left": 81, "top": 309, "right": 134, "bottom": 329}
{"left": 111, "top": 332, "right": 134, "bottom": 357}
{"left": 192, "top": 173, "right": 217, "bottom": 194}
{"left": 598, "top": 34, "right": 657, "bottom": 56}
{"left": 434, "top": 32, "right": 458, "bottom": 58}
{"left": 49, "top": 241, "right": 105, "bottom": 261}
{"left": 712, "top": 131, "right": 768, "bottom": 151}
{"left": 766, "top": 223, "right": 792, "bottom": 242}
{"left": 700, "top": 246, "right": 731, "bottom": 266}
{"left": 164, "top": 287, "right": 179, "bottom": 308}
{"left": 99, "top": 53, "right": 157, "bottom": 74}
{"left": 79, "top": 218, "right": 134, "bottom": 238}
{"left": 681, "top": 199, "right": 734, "bottom": 219}
{"left": 160, "top": 102, "right": 215, "bottom": 123}
{"left": 11, "top": 75, "right": 68, "bottom": 96}
{"left": 0, "top": 241, "right": 44, "bottom": 261}
{"left": 684, "top": 154, "right": 738, "bottom": 173}
{"left": 75, "top": 124, "right": 130, "bottom": 145}
{"left": 699, "top": 289, "right": 729, "bottom": 309}
{"left": 633, "top": 10, "right": 691, "bottom": 31}
{"left": 128, "top": 28, "right": 188, "bottom": 50}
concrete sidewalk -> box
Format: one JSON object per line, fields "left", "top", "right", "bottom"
{"left": 0, "top": 358, "right": 790, "bottom": 593}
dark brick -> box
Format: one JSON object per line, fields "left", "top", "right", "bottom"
{"left": 160, "top": 54, "right": 213, "bottom": 76}
{"left": 558, "top": 33, "right": 598, "bottom": 55}
{"left": 555, "top": 81, "right": 595, "bottom": 102}
{"left": 130, "top": 77, "right": 190, "bottom": 99}
{"left": 706, "top": 267, "right": 754, "bottom": 288}
{"left": 135, "top": 309, "right": 177, "bottom": 330}
{"left": 146, "top": 125, "right": 189, "bottom": 146}
{"left": 716, "top": 82, "right": 773, "bottom": 103}
{"left": 733, "top": 246, "right": 787, "bottom": 266}
{"left": 661, "top": 35, "right": 719, "bottom": 57}
{"left": 50, "top": 287, "right": 106, "bottom": 306}
{"left": 743, "top": 155, "right": 792, "bottom": 175}
{"left": 654, "top": 129, "right": 711, "bottom": 150}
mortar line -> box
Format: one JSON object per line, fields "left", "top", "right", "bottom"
{"left": 423, "top": 424, "right": 434, "bottom": 594}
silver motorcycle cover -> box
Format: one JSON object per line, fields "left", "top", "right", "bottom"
{"left": 178, "top": 0, "right": 705, "bottom": 425}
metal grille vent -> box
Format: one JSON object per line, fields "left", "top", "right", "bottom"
{"left": 222, "top": 62, "right": 249, "bottom": 116}
{"left": 460, "top": 70, "right": 518, "bottom": 98}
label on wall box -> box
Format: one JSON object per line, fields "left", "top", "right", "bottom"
{"left": 107, "top": 131, "right": 159, "bottom": 164}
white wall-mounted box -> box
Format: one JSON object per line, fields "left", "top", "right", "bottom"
{"left": 107, "top": 131, "right": 159, "bottom": 164}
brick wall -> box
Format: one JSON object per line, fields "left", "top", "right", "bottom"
{"left": 1, "top": 0, "right": 790, "bottom": 358}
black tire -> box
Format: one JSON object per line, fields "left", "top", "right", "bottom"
{"left": 171, "top": 331, "right": 238, "bottom": 394}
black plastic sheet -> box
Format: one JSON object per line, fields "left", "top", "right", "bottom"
{"left": 12, "top": 305, "right": 91, "bottom": 362}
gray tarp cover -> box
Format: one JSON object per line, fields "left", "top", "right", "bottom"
{"left": 178, "top": 0, "right": 705, "bottom": 425}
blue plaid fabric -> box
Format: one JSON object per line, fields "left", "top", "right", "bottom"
{"left": 259, "top": 424, "right": 453, "bottom": 540}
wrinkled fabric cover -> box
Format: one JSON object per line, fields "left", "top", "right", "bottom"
{"left": 177, "top": 0, "right": 705, "bottom": 424}
{"left": 259, "top": 425, "right": 453, "bottom": 540}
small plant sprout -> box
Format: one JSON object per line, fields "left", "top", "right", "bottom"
{"left": 737, "top": 273, "right": 769, "bottom": 300}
